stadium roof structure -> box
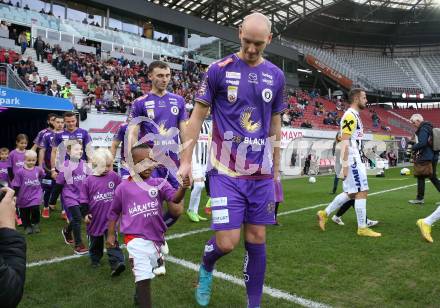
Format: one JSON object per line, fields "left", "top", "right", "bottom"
{"left": 148, "top": 0, "right": 440, "bottom": 46}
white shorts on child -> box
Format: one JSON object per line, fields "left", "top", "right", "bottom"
{"left": 126, "top": 237, "right": 160, "bottom": 282}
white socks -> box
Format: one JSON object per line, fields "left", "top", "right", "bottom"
{"left": 188, "top": 181, "right": 205, "bottom": 213}
{"left": 424, "top": 206, "right": 440, "bottom": 226}
{"left": 354, "top": 199, "right": 367, "bottom": 228}
{"left": 325, "top": 193, "right": 350, "bottom": 216}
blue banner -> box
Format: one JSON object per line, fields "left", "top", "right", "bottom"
{"left": 0, "top": 86, "right": 74, "bottom": 111}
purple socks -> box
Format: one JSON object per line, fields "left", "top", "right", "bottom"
{"left": 202, "top": 236, "right": 227, "bottom": 272}
{"left": 244, "top": 242, "right": 266, "bottom": 308}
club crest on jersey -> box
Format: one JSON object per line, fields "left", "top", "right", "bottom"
{"left": 262, "top": 88, "right": 273, "bottom": 103}
{"left": 267, "top": 202, "right": 275, "bottom": 213}
{"left": 108, "top": 181, "right": 115, "bottom": 189}
{"left": 148, "top": 188, "right": 158, "bottom": 198}
{"left": 170, "top": 106, "right": 179, "bottom": 115}
{"left": 147, "top": 109, "right": 155, "bottom": 119}
{"left": 227, "top": 85, "right": 238, "bottom": 103}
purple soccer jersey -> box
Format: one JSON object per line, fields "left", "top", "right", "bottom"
{"left": 42, "top": 131, "right": 58, "bottom": 169}
{"left": 108, "top": 177, "right": 176, "bottom": 244}
{"left": 0, "top": 160, "right": 9, "bottom": 183}
{"left": 12, "top": 166, "right": 44, "bottom": 208}
{"left": 8, "top": 149, "right": 26, "bottom": 177}
{"left": 33, "top": 128, "right": 50, "bottom": 148}
{"left": 195, "top": 54, "right": 287, "bottom": 179}
{"left": 53, "top": 128, "right": 92, "bottom": 160}
{"left": 80, "top": 171, "right": 121, "bottom": 236}
{"left": 130, "top": 92, "right": 188, "bottom": 167}
{"left": 56, "top": 160, "right": 88, "bottom": 208}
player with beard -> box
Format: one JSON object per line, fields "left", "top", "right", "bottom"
{"left": 317, "top": 89, "right": 381, "bottom": 237}
{"left": 178, "top": 13, "right": 286, "bottom": 307}
{"left": 128, "top": 61, "right": 187, "bottom": 229}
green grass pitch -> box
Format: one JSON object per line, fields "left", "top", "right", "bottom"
{"left": 20, "top": 168, "right": 440, "bottom": 308}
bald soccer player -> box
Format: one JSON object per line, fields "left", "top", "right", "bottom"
{"left": 178, "top": 13, "right": 286, "bottom": 308}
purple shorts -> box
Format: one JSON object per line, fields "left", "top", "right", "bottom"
{"left": 209, "top": 175, "right": 275, "bottom": 231}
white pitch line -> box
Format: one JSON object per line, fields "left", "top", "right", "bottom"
{"left": 166, "top": 255, "right": 331, "bottom": 308}
{"left": 165, "top": 227, "right": 211, "bottom": 240}
{"left": 27, "top": 254, "right": 83, "bottom": 268}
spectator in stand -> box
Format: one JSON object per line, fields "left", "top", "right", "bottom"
{"left": 0, "top": 21, "right": 8, "bottom": 31}
{"left": 387, "top": 151, "right": 397, "bottom": 167}
{"left": 47, "top": 83, "right": 60, "bottom": 97}
{"left": 60, "top": 82, "right": 73, "bottom": 99}
{"left": 102, "top": 86, "right": 114, "bottom": 107}
{"left": 28, "top": 71, "right": 40, "bottom": 85}
{"left": 282, "top": 112, "right": 291, "bottom": 127}
{"left": 15, "top": 1, "right": 20, "bottom": 7}
{"left": 18, "top": 31, "right": 27, "bottom": 55}
{"left": 78, "top": 37, "right": 87, "bottom": 45}
{"left": 39, "top": 8, "right": 46, "bottom": 14}
{"left": 34, "top": 36, "right": 45, "bottom": 62}
{"left": 301, "top": 120, "right": 313, "bottom": 128}
{"left": 82, "top": 17, "right": 88, "bottom": 24}
{"left": 23, "top": 4, "right": 29, "bottom": 10}
{"left": 372, "top": 111, "right": 380, "bottom": 128}
{"left": 6, "top": 0, "right": 12, "bottom": 5}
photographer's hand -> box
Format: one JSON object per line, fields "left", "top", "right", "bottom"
{"left": 0, "top": 187, "right": 16, "bottom": 230}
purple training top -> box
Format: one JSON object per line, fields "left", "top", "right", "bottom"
{"left": 8, "top": 149, "right": 26, "bottom": 177}
{"left": 129, "top": 92, "right": 188, "bottom": 166}
{"left": 195, "top": 54, "right": 287, "bottom": 179}
{"left": 56, "top": 160, "right": 88, "bottom": 208}
{"left": 80, "top": 171, "right": 121, "bottom": 236}
{"left": 33, "top": 128, "right": 51, "bottom": 148}
{"left": 0, "top": 160, "right": 9, "bottom": 183}
{"left": 113, "top": 123, "right": 128, "bottom": 163}
{"left": 12, "top": 166, "right": 44, "bottom": 208}
{"left": 52, "top": 128, "right": 92, "bottom": 161}
{"left": 108, "top": 177, "right": 176, "bottom": 244}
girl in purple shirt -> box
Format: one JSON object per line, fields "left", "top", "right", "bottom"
{"left": 49, "top": 142, "right": 89, "bottom": 255}
{"left": 107, "top": 143, "right": 190, "bottom": 308}
{"left": 80, "top": 148, "right": 125, "bottom": 275}
{"left": 7, "top": 134, "right": 28, "bottom": 181}
{"left": 12, "top": 150, "right": 44, "bottom": 234}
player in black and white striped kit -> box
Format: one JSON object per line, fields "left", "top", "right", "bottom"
{"left": 186, "top": 119, "right": 211, "bottom": 222}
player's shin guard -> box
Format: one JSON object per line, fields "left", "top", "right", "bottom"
{"left": 425, "top": 206, "right": 440, "bottom": 225}
{"left": 244, "top": 242, "right": 266, "bottom": 308}
{"left": 163, "top": 212, "right": 179, "bottom": 228}
{"left": 202, "top": 236, "right": 227, "bottom": 272}
{"left": 354, "top": 199, "right": 367, "bottom": 228}
{"left": 189, "top": 182, "right": 205, "bottom": 213}
{"left": 325, "top": 192, "right": 350, "bottom": 216}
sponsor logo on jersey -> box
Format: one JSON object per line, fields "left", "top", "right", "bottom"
{"left": 144, "top": 100, "right": 155, "bottom": 108}
{"left": 240, "top": 107, "right": 261, "bottom": 133}
{"left": 158, "top": 100, "right": 166, "bottom": 107}
{"left": 248, "top": 73, "right": 258, "bottom": 84}
{"left": 227, "top": 85, "right": 238, "bottom": 103}
{"left": 262, "top": 88, "right": 273, "bottom": 103}
{"left": 262, "top": 72, "right": 273, "bottom": 80}
{"left": 212, "top": 209, "right": 229, "bottom": 224}
{"left": 262, "top": 78, "right": 273, "bottom": 86}
{"left": 211, "top": 197, "right": 227, "bottom": 207}
{"left": 226, "top": 71, "right": 241, "bottom": 79}
{"left": 226, "top": 79, "right": 240, "bottom": 86}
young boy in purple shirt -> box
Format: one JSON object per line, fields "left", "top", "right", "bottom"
{"left": 107, "top": 143, "right": 190, "bottom": 308}
{"left": 0, "top": 148, "right": 10, "bottom": 184}
{"left": 49, "top": 142, "right": 89, "bottom": 255}
{"left": 80, "top": 148, "right": 125, "bottom": 276}
{"left": 11, "top": 150, "right": 44, "bottom": 234}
